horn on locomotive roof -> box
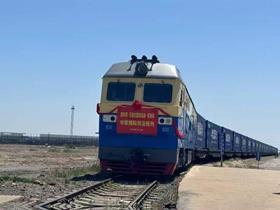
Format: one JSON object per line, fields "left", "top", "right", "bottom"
{"left": 130, "top": 55, "right": 160, "bottom": 64}
{"left": 130, "top": 55, "right": 137, "bottom": 64}
{"left": 142, "top": 55, "right": 147, "bottom": 61}
{"left": 127, "top": 55, "right": 159, "bottom": 72}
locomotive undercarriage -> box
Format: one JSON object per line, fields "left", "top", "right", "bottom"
{"left": 99, "top": 147, "right": 178, "bottom": 175}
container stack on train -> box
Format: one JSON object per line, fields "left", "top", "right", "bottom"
{"left": 195, "top": 115, "right": 278, "bottom": 158}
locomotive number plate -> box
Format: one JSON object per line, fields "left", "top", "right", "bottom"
{"left": 116, "top": 106, "right": 158, "bottom": 135}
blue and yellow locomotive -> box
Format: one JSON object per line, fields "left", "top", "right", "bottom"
{"left": 97, "top": 56, "right": 278, "bottom": 176}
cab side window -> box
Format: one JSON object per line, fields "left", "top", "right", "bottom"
{"left": 179, "top": 89, "right": 184, "bottom": 107}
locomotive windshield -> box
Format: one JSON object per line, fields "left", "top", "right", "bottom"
{"left": 143, "top": 83, "right": 173, "bottom": 103}
{"left": 106, "top": 82, "right": 135, "bottom": 101}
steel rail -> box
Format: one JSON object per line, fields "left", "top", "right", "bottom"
{"left": 128, "top": 180, "right": 158, "bottom": 210}
{"left": 36, "top": 177, "right": 113, "bottom": 210}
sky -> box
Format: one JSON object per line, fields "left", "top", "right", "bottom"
{"left": 0, "top": 0, "right": 279, "bottom": 148}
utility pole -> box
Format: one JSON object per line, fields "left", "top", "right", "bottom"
{"left": 70, "top": 105, "right": 75, "bottom": 136}
{"left": 220, "top": 133, "right": 224, "bottom": 167}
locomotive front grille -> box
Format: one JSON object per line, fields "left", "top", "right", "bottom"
{"left": 101, "top": 160, "right": 175, "bottom": 175}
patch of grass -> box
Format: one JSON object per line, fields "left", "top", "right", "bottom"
{"left": 64, "top": 144, "right": 76, "bottom": 149}
{"left": 0, "top": 175, "right": 35, "bottom": 184}
{"left": 0, "top": 175, "right": 11, "bottom": 182}
{"left": 62, "top": 145, "right": 80, "bottom": 153}
{"left": 47, "top": 145, "right": 79, "bottom": 153}
{"left": 62, "top": 147, "right": 78, "bottom": 153}
{"left": 48, "top": 147, "right": 61, "bottom": 153}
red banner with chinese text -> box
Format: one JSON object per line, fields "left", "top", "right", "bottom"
{"left": 116, "top": 106, "right": 158, "bottom": 135}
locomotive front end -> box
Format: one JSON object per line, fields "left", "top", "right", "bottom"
{"left": 97, "top": 56, "right": 184, "bottom": 175}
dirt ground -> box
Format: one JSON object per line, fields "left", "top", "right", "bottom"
{"left": 0, "top": 144, "right": 100, "bottom": 209}
{"left": 0, "top": 144, "right": 98, "bottom": 176}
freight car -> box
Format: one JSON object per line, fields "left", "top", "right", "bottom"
{"left": 97, "top": 56, "right": 278, "bottom": 175}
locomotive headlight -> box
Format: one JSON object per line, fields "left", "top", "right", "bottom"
{"left": 158, "top": 117, "right": 173, "bottom": 125}
{"left": 103, "top": 114, "right": 117, "bottom": 123}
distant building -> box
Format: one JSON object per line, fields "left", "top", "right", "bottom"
{"left": 0, "top": 132, "right": 25, "bottom": 136}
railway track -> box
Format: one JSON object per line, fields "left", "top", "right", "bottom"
{"left": 36, "top": 176, "right": 171, "bottom": 210}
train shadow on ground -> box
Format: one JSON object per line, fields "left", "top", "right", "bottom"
{"left": 71, "top": 155, "right": 244, "bottom": 184}
{"left": 70, "top": 156, "right": 242, "bottom": 184}
{"left": 194, "top": 155, "right": 234, "bottom": 165}
{"left": 71, "top": 170, "right": 180, "bottom": 184}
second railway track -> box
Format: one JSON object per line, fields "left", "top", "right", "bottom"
{"left": 36, "top": 175, "right": 177, "bottom": 210}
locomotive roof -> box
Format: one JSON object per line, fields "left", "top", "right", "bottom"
{"left": 103, "top": 62, "right": 183, "bottom": 80}
{"left": 103, "top": 60, "right": 198, "bottom": 114}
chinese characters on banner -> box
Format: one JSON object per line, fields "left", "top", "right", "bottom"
{"left": 116, "top": 106, "right": 158, "bottom": 135}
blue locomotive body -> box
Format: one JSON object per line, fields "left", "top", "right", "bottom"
{"left": 97, "top": 56, "right": 278, "bottom": 175}
{"left": 99, "top": 115, "right": 180, "bottom": 175}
